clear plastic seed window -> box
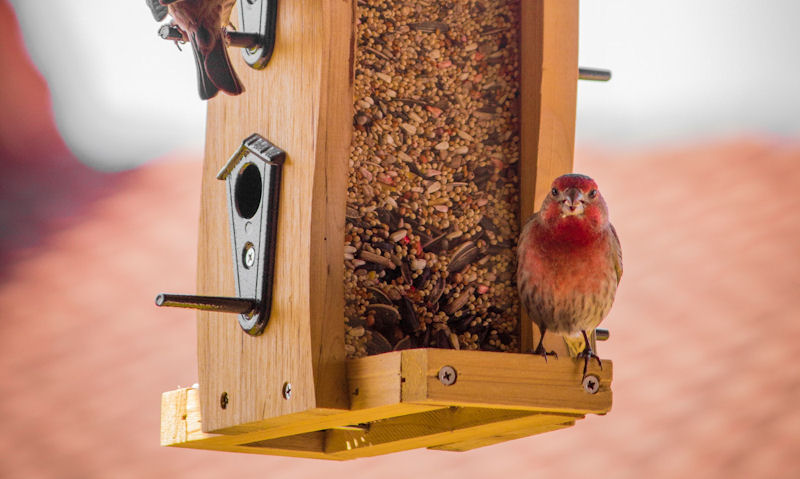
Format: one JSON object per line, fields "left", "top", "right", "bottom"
{"left": 344, "top": 0, "right": 522, "bottom": 357}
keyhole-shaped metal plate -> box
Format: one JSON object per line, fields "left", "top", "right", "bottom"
{"left": 218, "top": 134, "right": 285, "bottom": 335}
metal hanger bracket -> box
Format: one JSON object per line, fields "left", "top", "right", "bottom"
{"left": 156, "top": 134, "right": 284, "bottom": 336}
{"left": 235, "top": 0, "right": 278, "bottom": 70}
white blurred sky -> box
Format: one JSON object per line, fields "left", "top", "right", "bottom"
{"left": 9, "top": 0, "right": 800, "bottom": 170}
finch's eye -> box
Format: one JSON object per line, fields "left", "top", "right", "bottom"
{"left": 588, "top": 189, "right": 598, "bottom": 199}
{"left": 551, "top": 188, "right": 558, "bottom": 197}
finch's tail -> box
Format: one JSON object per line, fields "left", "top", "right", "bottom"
{"left": 563, "top": 333, "right": 587, "bottom": 358}
{"left": 189, "top": 33, "right": 220, "bottom": 100}
{"left": 204, "top": 29, "right": 244, "bottom": 96}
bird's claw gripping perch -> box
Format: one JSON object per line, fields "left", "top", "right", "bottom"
{"left": 532, "top": 336, "right": 558, "bottom": 362}
{"left": 578, "top": 348, "right": 603, "bottom": 378}
{"left": 577, "top": 330, "right": 602, "bottom": 378}
{"left": 533, "top": 345, "right": 558, "bottom": 362}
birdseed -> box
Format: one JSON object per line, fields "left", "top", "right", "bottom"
{"left": 344, "top": 0, "right": 522, "bottom": 358}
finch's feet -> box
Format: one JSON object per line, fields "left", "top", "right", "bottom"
{"left": 577, "top": 330, "right": 602, "bottom": 377}
{"left": 577, "top": 346, "right": 602, "bottom": 377}
{"left": 533, "top": 344, "right": 558, "bottom": 362}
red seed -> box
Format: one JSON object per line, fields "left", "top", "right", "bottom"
{"left": 378, "top": 173, "right": 394, "bottom": 185}
{"left": 426, "top": 106, "right": 443, "bottom": 118}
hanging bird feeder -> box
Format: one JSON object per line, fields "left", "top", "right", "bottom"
{"left": 157, "top": 0, "right": 613, "bottom": 460}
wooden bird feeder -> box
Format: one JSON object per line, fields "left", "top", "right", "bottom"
{"left": 159, "top": 0, "right": 613, "bottom": 460}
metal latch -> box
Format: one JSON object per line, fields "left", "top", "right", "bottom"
{"left": 156, "top": 134, "right": 284, "bottom": 336}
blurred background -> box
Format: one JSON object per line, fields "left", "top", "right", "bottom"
{"left": 1, "top": 0, "right": 798, "bottom": 477}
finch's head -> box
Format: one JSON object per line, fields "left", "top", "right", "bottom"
{"left": 541, "top": 174, "right": 608, "bottom": 226}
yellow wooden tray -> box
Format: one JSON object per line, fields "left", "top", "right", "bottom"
{"left": 162, "top": 349, "right": 611, "bottom": 460}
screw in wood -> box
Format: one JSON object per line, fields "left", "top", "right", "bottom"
{"left": 582, "top": 375, "right": 600, "bottom": 394}
{"left": 243, "top": 242, "right": 256, "bottom": 269}
{"left": 282, "top": 382, "right": 292, "bottom": 399}
{"left": 438, "top": 365, "right": 457, "bottom": 386}
{"left": 220, "top": 391, "right": 229, "bottom": 409}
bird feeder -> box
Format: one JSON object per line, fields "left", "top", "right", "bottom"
{"left": 159, "top": 0, "right": 613, "bottom": 460}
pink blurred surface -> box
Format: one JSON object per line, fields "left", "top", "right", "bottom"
{"left": 1, "top": 2, "right": 799, "bottom": 477}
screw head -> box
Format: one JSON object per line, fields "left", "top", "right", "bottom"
{"left": 282, "top": 382, "right": 292, "bottom": 399}
{"left": 438, "top": 365, "right": 457, "bottom": 386}
{"left": 220, "top": 391, "right": 229, "bottom": 409}
{"left": 582, "top": 375, "right": 600, "bottom": 394}
{"left": 243, "top": 243, "right": 256, "bottom": 269}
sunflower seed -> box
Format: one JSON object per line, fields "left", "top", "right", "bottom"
{"left": 445, "top": 286, "right": 474, "bottom": 314}
{"left": 366, "top": 332, "right": 393, "bottom": 355}
{"left": 399, "top": 296, "right": 420, "bottom": 333}
{"left": 390, "top": 229, "right": 408, "bottom": 242}
{"left": 408, "top": 21, "right": 450, "bottom": 33}
{"left": 360, "top": 250, "right": 396, "bottom": 269}
{"left": 366, "top": 286, "right": 392, "bottom": 305}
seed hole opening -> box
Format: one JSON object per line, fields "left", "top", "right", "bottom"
{"left": 235, "top": 163, "right": 262, "bottom": 219}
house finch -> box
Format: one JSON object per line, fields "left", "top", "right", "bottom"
{"left": 147, "top": 0, "right": 244, "bottom": 100}
{"left": 517, "top": 174, "right": 622, "bottom": 377}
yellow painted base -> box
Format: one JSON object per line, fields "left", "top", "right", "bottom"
{"left": 161, "top": 349, "right": 612, "bottom": 460}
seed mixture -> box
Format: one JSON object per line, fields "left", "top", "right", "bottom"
{"left": 344, "top": 0, "right": 522, "bottom": 358}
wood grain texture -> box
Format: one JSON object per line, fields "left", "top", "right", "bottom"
{"left": 347, "top": 350, "right": 402, "bottom": 409}
{"left": 427, "top": 416, "right": 574, "bottom": 452}
{"left": 197, "top": 1, "right": 353, "bottom": 432}
{"left": 519, "top": 0, "right": 580, "bottom": 353}
{"left": 325, "top": 408, "right": 534, "bottom": 459}
{"left": 420, "top": 349, "right": 611, "bottom": 415}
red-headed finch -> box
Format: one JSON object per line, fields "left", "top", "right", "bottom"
{"left": 148, "top": 0, "right": 244, "bottom": 100}
{"left": 517, "top": 174, "right": 622, "bottom": 377}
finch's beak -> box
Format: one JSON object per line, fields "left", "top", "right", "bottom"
{"left": 561, "top": 188, "right": 585, "bottom": 216}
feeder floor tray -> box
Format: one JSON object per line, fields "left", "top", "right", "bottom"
{"left": 161, "top": 349, "right": 612, "bottom": 460}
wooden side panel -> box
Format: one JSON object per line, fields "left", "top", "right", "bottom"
{"left": 421, "top": 349, "right": 611, "bottom": 415}
{"left": 198, "top": 1, "right": 351, "bottom": 432}
{"left": 347, "top": 351, "right": 402, "bottom": 409}
{"left": 400, "top": 348, "right": 427, "bottom": 402}
{"left": 308, "top": 0, "right": 353, "bottom": 413}
{"left": 518, "top": 0, "right": 579, "bottom": 353}
{"left": 161, "top": 388, "right": 189, "bottom": 446}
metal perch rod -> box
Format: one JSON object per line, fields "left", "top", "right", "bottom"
{"left": 155, "top": 293, "right": 257, "bottom": 315}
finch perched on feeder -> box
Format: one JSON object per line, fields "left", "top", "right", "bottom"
{"left": 147, "top": 0, "right": 244, "bottom": 100}
{"left": 516, "top": 174, "right": 622, "bottom": 377}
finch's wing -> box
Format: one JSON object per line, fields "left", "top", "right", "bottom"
{"left": 608, "top": 223, "right": 623, "bottom": 284}
{"left": 146, "top": 0, "right": 168, "bottom": 22}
